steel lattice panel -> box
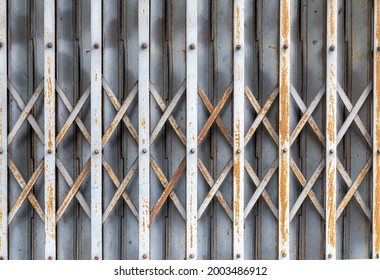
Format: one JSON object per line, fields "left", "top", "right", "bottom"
{"left": 0, "top": 0, "right": 378, "bottom": 260}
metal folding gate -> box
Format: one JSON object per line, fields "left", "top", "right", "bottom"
{"left": 0, "top": 0, "right": 379, "bottom": 260}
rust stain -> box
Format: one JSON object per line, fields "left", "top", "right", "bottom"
{"left": 235, "top": 5, "right": 241, "bottom": 44}
{"left": 328, "top": 0, "right": 336, "bottom": 42}
{"left": 281, "top": 0, "right": 290, "bottom": 43}
{"left": 140, "top": 118, "right": 146, "bottom": 130}
{"left": 233, "top": 116, "right": 241, "bottom": 242}
{"left": 327, "top": 160, "right": 336, "bottom": 248}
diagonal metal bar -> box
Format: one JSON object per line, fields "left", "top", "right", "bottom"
{"left": 336, "top": 81, "right": 372, "bottom": 145}
{"left": 102, "top": 79, "right": 186, "bottom": 220}
{"left": 290, "top": 160, "right": 325, "bottom": 221}
{"left": 8, "top": 80, "right": 44, "bottom": 145}
{"left": 8, "top": 160, "right": 44, "bottom": 224}
{"left": 244, "top": 160, "right": 278, "bottom": 218}
{"left": 337, "top": 82, "right": 372, "bottom": 148}
{"left": 8, "top": 158, "right": 45, "bottom": 221}
{"left": 336, "top": 159, "right": 372, "bottom": 220}
{"left": 290, "top": 85, "right": 325, "bottom": 145}
{"left": 8, "top": 80, "right": 44, "bottom": 143}
{"left": 291, "top": 86, "right": 371, "bottom": 220}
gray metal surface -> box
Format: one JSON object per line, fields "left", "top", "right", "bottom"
{"left": 0, "top": 0, "right": 378, "bottom": 260}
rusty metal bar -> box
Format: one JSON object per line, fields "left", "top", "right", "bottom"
{"left": 186, "top": 0, "right": 197, "bottom": 260}
{"left": 279, "top": 0, "right": 290, "bottom": 260}
{"left": 373, "top": 0, "right": 380, "bottom": 260}
{"left": 233, "top": 0, "right": 244, "bottom": 260}
{"left": 138, "top": 0, "right": 150, "bottom": 260}
{"left": 0, "top": 0, "right": 7, "bottom": 260}
{"left": 91, "top": 0, "right": 102, "bottom": 260}
{"left": 326, "top": 0, "right": 338, "bottom": 260}
{"left": 44, "top": 0, "right": 56, "bottom": 260}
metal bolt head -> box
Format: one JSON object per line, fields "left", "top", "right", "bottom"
{"left": 48, "top": 149, "right": 52, "bottom": 154}
{"left": 47, "top": 42, "right": 53, "bottom": 48}
{"left": 329, "top": 149, "right": 334, "bottom": 155}
{"left": 236, "top": 44, "right": 241, "bottom": 50}
{"left": 189, "top": 44, "right": 195, "bottom": 50}
{"left": 142, "top": 254, "right": 148, "bottom": 259}
{"left": 283, "top": 44, "right": 288, "bottom": 50}
{"left": 376, "top": 253, "right": 380, "bottom": 259}
{"left": 282, "top": 252, "right": 286, "bottom": 257}
{"left": 236, "top": 253, "right": 241, "bottom": 259}
{"left": 0, "top": 256, "right": 4, "bottom": 260}
{"left": 94, "top": 43, "right": 99, "bottom": 49}
{"left": 377, "top": 150, "right": 380, "bottom": 154}
{"left": 236, "top": 149, "right": 241, "bottom": 154}
{"left": 142, "top": 148, "right": 147, "bottom": 154}
{"left": 94, "top": 256, "right": 99, "bottom": 260}
{"left": 189, "top": 253, "right": 194, "bottom": 259}
{"left": 330, "top": 45, "right": 335, "bottom": 51}
{"left": 328, "top": 253, "right": 333, "bottom": 259}
{"left": 282, "top": 148, "right": 287, "bottom": 153}
{"left": 47, "top": 256, "right": 53, "bottom": 260}
{"left": 377, "top": 46, "right": 380, "bottom": 52}
{"left": 190, "top": 148, "right": 195, "bottom": 154}
{"left": 142, "top": 43, "right": 148, "bottom": 49}
{"left": 94, "top": 149, "right": 99, "bottom": 154}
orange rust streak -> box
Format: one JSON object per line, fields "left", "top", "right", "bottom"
{"left": 327, "top": 160, "right": 336, "bottom": 248}
{"left": 329, "top": 0, "right": 336, "bottom": 43}
{"left": 150, "top": 159, "right": 186, "bottom": 224}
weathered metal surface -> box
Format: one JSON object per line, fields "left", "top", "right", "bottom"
{"left": 0, "top": 0, "right": 379, "bottom": 260}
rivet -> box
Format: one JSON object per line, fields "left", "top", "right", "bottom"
{"left": 94, "top": 43, "right": 99, "bottom": 49}
{"left": 282, "top": 252, "right": 286, "bottom": 257}
{"left": 0, "top": 42, "right": 3, "bottom": 48}
{"left": 47, "top": 256, "right": 53, "bottom": 260}
{"left": 48, "top": 149, "right": 52, "bottom": 154}
{"left": 377, "top": 46, "right": 380, "bottom": 52}
{"left": 94, "top": 256, "right": 99, "bottom": 260}
{"left": 190, "top": 44, "right": 195, "bottom": 50}
{"left": 142, "top": 43, "right": 148, "bottom": 49}
{"left": 236, "top": 149, "right": 241, "bottom": 154}
{"left": 282, "top": 148, "right": 287, "bottom": 153}
{"left": 143, "top": 254, "right": 148, "bottom": 259}
{"left": 0, "top": 256, "right": 4, "bottom": 260}
{"left": 190, "top": 148, "right": 195, "bottom": 154}
{"left": 329, "top": 149, "right": 334, "bottom": 155}
{"left": 377, "top": 150, "right": 380, "bottom": 154}
{"left": 236, "top": 44, "right": 241, "bottom": 50}
{"left": 47, "top": 42, "right": 53, "bottom": 48}
{"left": 330, "top": 45, "right": 335, "bottom": 51}
{"left": 328, "top": 253, "right": 333, "bottom": 259}
{"left": 283, "top": 44, "right": 288, "bottom": 50}
{"left": 376, "top": 253, "right": 380, "bottom": 259}
{"left": 94, "top": 149, "right": 99, "bottom": 154}
{"left": 189, "top": 253, "right": 194, "bottom": 259}
{"left": 142, "top": 148, "right": 147, "bottom": 154}
{"left": 236, "top": 253, "right": 241, "bottom": 259}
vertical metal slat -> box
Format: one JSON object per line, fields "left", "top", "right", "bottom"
{"left": 44, "top": 0, "right": 56, "bottom": 260}
{"left": 186, "top": 0, "right": 197, "bottom": 260}
{"left": 279, "top": 0, "right": 290, "bottom": 260}
{"left": 0, "top": 0, "right": 7, "bottom": 261}
{"left": 91, "top": 0, "right": 102, "bottom": 260}
{"left": 326, "top": 0, "right": 337, "bottom": 260}
{"left": 138, "top": 0, "right": 150, "bottom": 260}
{"left": 373, "top": 0, "right": 380, "bottom": 260}
{"left": 233, "top": 0, "right": 244, "bottom": 260}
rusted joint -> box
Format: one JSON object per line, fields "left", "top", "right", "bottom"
{"left": 47, "top": 42, "right": 53, "bottom": 48}
{"left": 236, "top": 44, "right": 241, "bottom": 50}
{"left": 142, "top": 254, "right": 148, "bottom": 259}
{"left": 282, "top": 148, "right": 287, "bottom": 153}
{"left": 94, "top": 149, "right": 99, "bottom": 154}
{"left": 329, "top": 45, "right": 335, "bottom": 51}
{"left": 189, "top": 44, "right": 195, "bottom": 50}
{"left": 190, "top": 148, "right": 195, "bottom": 154}
{"left": 189, "top": 253, "right": 194, "bottom": 259}
{"left": 94, "top": 256, "right": 100, "bottom": 260}
{"left": 47, "top": 256, "right": 53, "bottom": 260}
{"left": 327, "top": 253, "right": 333, "bottom": 259}
{"left": 281, "top": 252, "right": 286, "bottom": 257}
{"left": 236, "top": 149, "right": 241, "bottom": 154}
{"left": 141, "top": 43, "right": 148, "bottom": 49}
{"left": 236, "top": 253, "right": 241, "bottom": 259}
{"left": 142, "top": 148, "right": 147, "bottom": 154}
{"left": 94, "top": 43, "right": 99, "bottom": 49}
{"left": 47, "top": 149, "right": 52, "bottom": 154}
{"left": 283, "top": 44, "right": 288, "bottom": 50}
{"left": 329, "top": 149, "right": 334, "bottom": 155}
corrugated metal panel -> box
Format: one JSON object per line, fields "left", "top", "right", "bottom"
{"left": 0, "top": 0, "right": 378, "bottom": 260}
